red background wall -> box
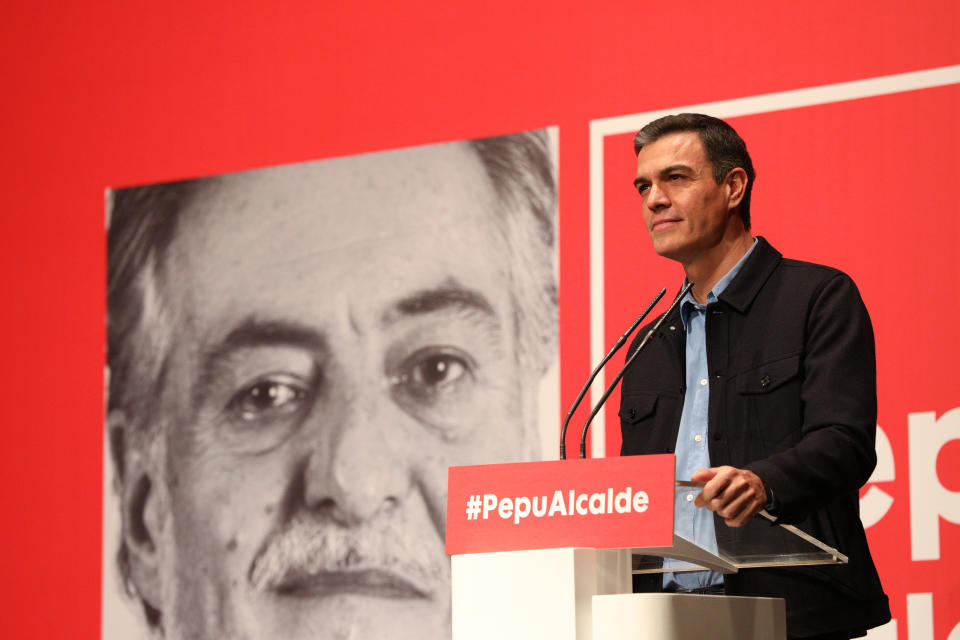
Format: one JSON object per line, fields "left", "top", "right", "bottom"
{"left": 1, "top": 2, "right": 957, "bottom": 637}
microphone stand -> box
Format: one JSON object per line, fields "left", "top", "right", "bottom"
{"left": 559, "top": 288, "right": 665, "bottom": 459}
{"left": 579, "top": 282, "right": 693, "bottom": 458}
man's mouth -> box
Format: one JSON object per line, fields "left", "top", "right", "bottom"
{"left": 651, "top": 218, "right": 681, "bottom": 232}
{"left": 272, "top": 567, "right": 430, "bottom": 599}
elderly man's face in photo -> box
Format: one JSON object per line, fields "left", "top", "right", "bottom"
{"left": 122, "top": 142, "right": 545, "bottom": 639}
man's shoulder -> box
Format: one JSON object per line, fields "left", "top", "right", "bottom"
{"left": 758, "top": 238, "right": 860, "bottom": 288}
{"left": 760, "top": 250, "right": 870, "bottom": 324}
{"left": 775, "top": 255, "right": 865, "bottom": 300}
{"left": 729, "top": 238, "right": 868, "bottom": 318}
{"left": 778, "top": 255, "right": 848, "bottom": 280}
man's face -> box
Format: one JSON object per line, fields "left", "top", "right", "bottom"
{"left": 137, "top": 143, "right": 539, "bottom": 639}
{"left": 633, "top": 131, "right": 738, "bottom": 264}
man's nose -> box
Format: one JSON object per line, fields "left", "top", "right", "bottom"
{"left": 301, "top": 396, "right": 413, "bottom": 526}
{"left": 646, "top": 182, "right": 670, "bottom": 210}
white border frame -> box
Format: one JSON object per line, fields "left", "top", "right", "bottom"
{"left": 587, "top": 64, "right": 960, "bottom": 457}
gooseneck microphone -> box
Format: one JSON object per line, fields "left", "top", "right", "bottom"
{"left": 559, "top": 287, "right": 666, "bottom": 459}
{"left": 578, "top": 282, "right": 694, "bottom": 459}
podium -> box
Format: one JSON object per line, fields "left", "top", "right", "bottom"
{"left": 446, "top": 455, "right": 847, "bottom": 640}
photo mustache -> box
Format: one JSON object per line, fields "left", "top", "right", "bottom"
{"left": 248, "top": 511, "right": 445, "bottom": 597}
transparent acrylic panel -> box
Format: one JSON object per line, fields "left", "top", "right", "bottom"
{"left": 632, "top": 482, "right": 847, "bottom": 575}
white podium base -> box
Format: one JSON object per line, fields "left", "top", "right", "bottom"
{"left": 452, "top": 548, "right": 631, "bottom": 640}
{"left": 452, "top": 548, "right": 785, "bottom": 640}
{"left": 592, "top": 593, "right": 786, "bottom": 640}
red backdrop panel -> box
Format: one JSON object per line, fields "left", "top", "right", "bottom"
{"left": 1, "top": 1, "right": 958, "bottom": 637}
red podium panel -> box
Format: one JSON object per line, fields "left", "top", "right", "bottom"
{"left": 446, "top": 454, "right": 674, "bottom": 555}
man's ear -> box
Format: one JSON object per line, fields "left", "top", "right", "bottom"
{"left": 724, "top": 167, "right": 748, "bottom": 211}
{"left": 109, "top": 409, "right": 165, "bottom": 613}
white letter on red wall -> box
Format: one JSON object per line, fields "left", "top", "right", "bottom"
{"left": 861, "top": 424, "right": 895, "bottom": 529}
{"left": 908, "top": 407, "right": 960, "bottom": 561}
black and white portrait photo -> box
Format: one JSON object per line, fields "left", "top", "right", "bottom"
{"left": 103, "top": 130, "right": 558, "bottom": 639}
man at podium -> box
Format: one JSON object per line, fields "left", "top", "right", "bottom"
{"left": 620, "top": 113, "right": 890, "bottom": 639}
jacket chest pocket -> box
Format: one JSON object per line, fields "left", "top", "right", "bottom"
{"left": 619, "top": 392, "right": 679, "bottom": 455}
{"left": 620, "top": 393, "right": 658, "bottom": 424}
{"left": 735, "top": 353, "right": 802, "bottom": 446}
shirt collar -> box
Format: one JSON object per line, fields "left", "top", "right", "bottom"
{"left": 680, "top": 238, "right": 758, "bottom": 330}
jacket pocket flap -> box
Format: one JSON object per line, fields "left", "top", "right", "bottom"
{"left": 736, "top": 354, "right": 801, "bottom": 394}
{"left": 619, "top": 393, "right": 658, "bottom": 423}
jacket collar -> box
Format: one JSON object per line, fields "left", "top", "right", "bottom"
{"left": 716, "top": 236, "right": 782, "bottom": 313}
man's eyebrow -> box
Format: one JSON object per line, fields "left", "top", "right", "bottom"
{"left": 634, "top": 163, "right": 695, "bottom": 189}
{"left": 383, "top": 282, "right": 498, "bottom": 324}
{"left": 193, "top": 318, "right": 327, "bottom": 407}
{"left": 659, "top": 163, "right": 694, "bottom": 176}
{"left": 211, "top": 318, "right": 327, "bottom": 354}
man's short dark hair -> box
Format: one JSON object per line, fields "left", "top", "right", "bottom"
{"left": 634, "top": 113, "right": 755, "bottom": 230}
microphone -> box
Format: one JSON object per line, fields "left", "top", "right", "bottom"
{"left": 559, "top": 287, "right": 666, "bottom": 459}
{"left": 578, "top": 282, "right": 693, "bottom": 458}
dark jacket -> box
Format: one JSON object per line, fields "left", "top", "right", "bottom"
{"left": 620, "top": 237, "right": 890, "bottom": 638}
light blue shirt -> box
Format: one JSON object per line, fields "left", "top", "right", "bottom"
{"left": 664, "top": 239, "right": 757, "bottom": 590}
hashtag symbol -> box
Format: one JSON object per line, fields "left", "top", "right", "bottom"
{"left": 465, "top": 494, "right": 482, "bottom": 520}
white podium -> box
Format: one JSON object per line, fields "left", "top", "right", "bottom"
{"left": 446, "top": 456, "right": 843, "bottom": 640}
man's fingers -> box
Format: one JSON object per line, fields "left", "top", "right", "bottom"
{"left": 694, "top": 466, "right": 735, "bottom": 507}
{"left": 718, "top": 489, "right": 761, "bottom": 527}
{"left": 723, "top": 494, "right": 765, "bottom": 527}
{"left": 689, "top": 467, "right": 718, "bottom": 483}
{"left": 693, "top": 466, "right": 766, "bottom": 527}
{"left": 700, "top": 475, "right": 747, "bottom": 511}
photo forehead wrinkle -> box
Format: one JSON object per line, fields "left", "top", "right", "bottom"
{"left": 384, "top": 282, "right": 498, "bottom": 323}
{"left": 171, "top": 143, "right": 505, "bottom": 296}
{"left": 178, "top": 166, "right": 403, "bottom": 257}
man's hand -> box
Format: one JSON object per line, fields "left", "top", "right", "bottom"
{"left": 691, "top": 466, "right": 767, "bottom": 527}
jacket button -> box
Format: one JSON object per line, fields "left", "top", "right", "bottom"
{"left": 760, "top": 374, "right": 771, "bottom": 388}
{"left": 629, "top": 408, "right": 637, "bottom": 418}
{"left": 713, "top": 431, "right": 722, "bottom": 441}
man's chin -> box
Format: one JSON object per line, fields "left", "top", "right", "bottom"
{"left": 651, "top": 241, "right": 685, "bottom": 262}
{"left": 649, "top": 234, "right": 697, "bottom": 264}
{"left": 188, "top": 589, "right": 449, "bottom": 640}
{"left": 162, "top": 573, "right": 450, "bottom": 640}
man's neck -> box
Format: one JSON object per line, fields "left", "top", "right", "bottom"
{"left": 683, "top": 232, "right": 754, "bottom": 304}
